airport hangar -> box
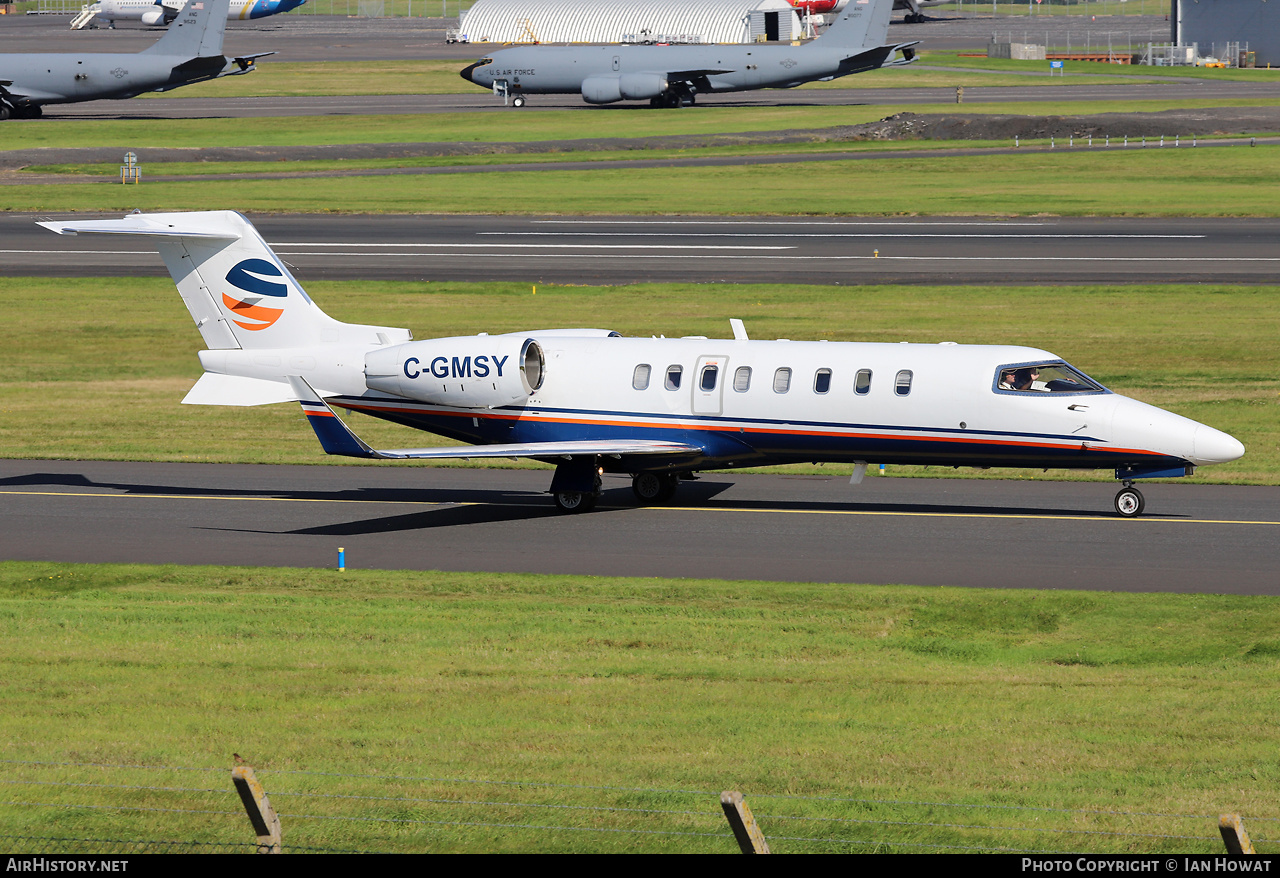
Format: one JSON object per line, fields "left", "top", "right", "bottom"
{"left": 455, "top": 0, "right": 805, "bottom": 45}
{"left": 1172, "top": 0, "right": 1279, "bottom": 66}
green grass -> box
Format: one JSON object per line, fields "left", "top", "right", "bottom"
{"left": 10, "top": 144, "right": 1280, "bottom": 216}
{"left": 9, "top": 91, "right": 1280, "bottom": 151}
{"left": 0, "top": 278, "right": 1274, "bottom": 483}
{"left": 0, "top": 561, "right": 1276, "bottom": 853}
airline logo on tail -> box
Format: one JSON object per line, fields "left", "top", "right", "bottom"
{"left": 222, "top": 258, "right": 288, "bottom": 331}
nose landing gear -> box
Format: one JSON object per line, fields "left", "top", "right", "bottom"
{"left": 1114, "top": 482, "right": 1145, "bottom": 518}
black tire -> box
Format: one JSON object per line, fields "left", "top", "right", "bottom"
{"left": 554, "top": 490, "right": 597, "bottom": 513}
{"left": 632, "top": 472, "right": 678, "bottom": 504}
{"left": 512, "top": 95, "right": 526, "bottom": 108}
{"left": 1114, "top": 487, "right": 1145, "bottom": 518}
{"left": 0, "top": 105, "right": 10, "bottom": 122}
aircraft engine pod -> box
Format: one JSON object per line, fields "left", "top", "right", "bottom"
{"left": 364, "top": 336, "right": 545, "bottom": 408}
{"left": 619, "top": 73, "right": 669, "bottom": 101}
{"left": 581, "top": 74, "right": 670, "bottom": 104}
{"left": 140, "top": 8, "right": 167, "bottom": 24}
{"left": 580, "top": 75, "right": 624, "bottom": 104}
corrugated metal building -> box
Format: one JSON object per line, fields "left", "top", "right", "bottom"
{"left": 457, "top": 0, "right": 803, "bottom": 45}
{"left": 1172, "top": 0, "right": 1277, "bottom": 66}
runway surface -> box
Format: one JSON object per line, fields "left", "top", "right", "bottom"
{"left": 2, "top": 459, "right": 1275, "bottom": 594}
{"left": 28, "top": 76, "right": 1280, "bottom": 118}
{"left": 7, "top": 213, "right": 1280, "bottom": 285}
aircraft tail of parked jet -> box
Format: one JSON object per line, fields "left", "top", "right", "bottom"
{"left": 812, "top": 0, "right": 892, "bottom": 49}
{"left": 142, "top": 0, "right": 228, "bottom": 57}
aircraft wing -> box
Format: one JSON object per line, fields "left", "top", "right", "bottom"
{"left": 287, "top": 376, "right": 702, "bottom": 462}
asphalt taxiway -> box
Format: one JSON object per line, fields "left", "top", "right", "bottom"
{"left": 3, "top": 460, "right": 1276, "bottom": 593}
{"left": 7, "top": 213, "right": 1280, "bottom": 285}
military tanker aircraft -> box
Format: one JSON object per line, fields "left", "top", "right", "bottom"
{"left": 460, "top": 0, "right": 916, "bottom": 107}
{"left": 1, "top": 0, "right": 269, "bottom": 120}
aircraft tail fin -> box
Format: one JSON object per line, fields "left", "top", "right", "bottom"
{"left": 143, "top": 0, "right": 229, "bottom": 57}
{"left": 38, "top": 210, "right": 411, "bottom": 352}
{"left": 815, "top": 0, "right": 894, "bottom": 50}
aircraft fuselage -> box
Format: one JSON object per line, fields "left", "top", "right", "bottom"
{"left": 314, "top": 335, "right": 1240, "bottom": 478}
{"left": 3, "top": 52, "right": 233, "bottom": 104}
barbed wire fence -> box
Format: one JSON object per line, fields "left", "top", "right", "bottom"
{"left": 0, "top": 759, "right": 1273, "bottom": 854}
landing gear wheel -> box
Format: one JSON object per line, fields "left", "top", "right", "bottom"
{"left": 663, "top": 92, "right": 682, "bottom": 108}
{"left": 631, "top": 472, "right": 678, "bottom": 504}
{"left": 512, "top": 95, "right": 526, "bottom": 108}
{"left": 1114, "top": 486, "right": 1145, "bottom": 518}
{"left": 554, "top": 490, "right": 598, "bottom": 513}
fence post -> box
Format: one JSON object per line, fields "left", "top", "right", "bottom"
{"left": 720, "top": 790, "right": 770, "bottom": 854}
{"left": 232, "top": 765, "right": 282, "bottom": 853}
{"left": 1219, "top": 814, "right": 1255, "bottom": 855}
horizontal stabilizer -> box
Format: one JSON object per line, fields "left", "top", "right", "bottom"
{"left": 288, "top": 376, "right": 702, "bottom": 462}
{"left": 38, "top": 215, "right": 239, "bottom": 240}
{"left": 183, "top": 373, "right": 307, "bottom": 407}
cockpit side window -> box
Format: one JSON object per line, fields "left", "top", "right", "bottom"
{"left": 994, "top": 361, "right": 1107, "bottom": 394}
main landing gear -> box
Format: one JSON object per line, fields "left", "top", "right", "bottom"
{"left": 631, "top": 472, "right": 679, "bottom": 504}
{"left": 549, "top": 460, "right": 690, "bottom": 513}
{"left": 553, "top": 486, "right": 598, "bottom": 513}
{"left": 1114, "top": 482, "right": 1146, "bottom": 518}
{"left": 650, "top": 89, "right": 695, "bottom": 108}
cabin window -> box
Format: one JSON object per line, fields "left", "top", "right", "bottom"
{"left": 995, "top": 362, "right": 1108, "bottom": 394}
{"left": 855, "top": 369, "right": 872, "bottom": 395}
{"left": 700, "top": 364, "right": 719, "bottom": 391}
{"left": 773, "top": 367, "right": 792, "bottom": 394}
{"left": 733, "top": 366, "right": 752, "bottom": 392}
{"left": 894, "top": 370, "right": 913, "bottom": 397}
{"left": 665, "top": 365, "right": 683, "bottom": 391}
{"left": 632, "top": 364, "right": 651, "bottom": 391}
{"left": 814, "top": 369, "right": 832, "bottom": 394}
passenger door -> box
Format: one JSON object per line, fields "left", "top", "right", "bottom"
{"left": 692, "top": 356, "right": 728, "bottom": 416}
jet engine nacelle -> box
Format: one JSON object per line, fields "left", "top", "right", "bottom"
{"left": 140, "top": 8, "right": 168, "bottom": 25}
{"left": 365, "top": 336, "right": 545, "bottom": 408}
{"left": 581, "top": 73, "right": 668, "bottom": 104}
{"left": 620, "top": 73, "right": 668, "bottom": 100}
{"left": 581, "top": 75, "right": 623, "bottom": 104}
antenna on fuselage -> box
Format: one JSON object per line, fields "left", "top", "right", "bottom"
{"left": 730, "top": 318, "right": 748, "bottom": 341}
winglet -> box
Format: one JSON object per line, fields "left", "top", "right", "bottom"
{"left": 287, "top": 376, "right": 382, "bottom": 459}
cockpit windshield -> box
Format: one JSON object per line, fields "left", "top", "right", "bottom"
{"left": 994, "top": 361, "right": 1107, "bottom": 395}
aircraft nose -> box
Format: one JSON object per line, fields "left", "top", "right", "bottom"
{"left": 1193, "top": 424, "right": 1245, "bottom": 465}
{"left": 460, "top": 61, "right": 482, "bottom": 84}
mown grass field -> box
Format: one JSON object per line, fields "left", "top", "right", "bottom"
{"left": 1, "top": 561, "right": 1277, "bottom": 853}
{"left": 11, "top": 144, "right": 1280, "bottom": 216}
{"left": 15, "top": 97, "right": 1280, "bottom": 153}
{"left": 1, "top": 278, "right": 1274, "bottom": 482}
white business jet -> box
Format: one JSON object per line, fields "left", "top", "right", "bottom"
{"left": 39, "top": 211, "right": 1244, "bottom": 517}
